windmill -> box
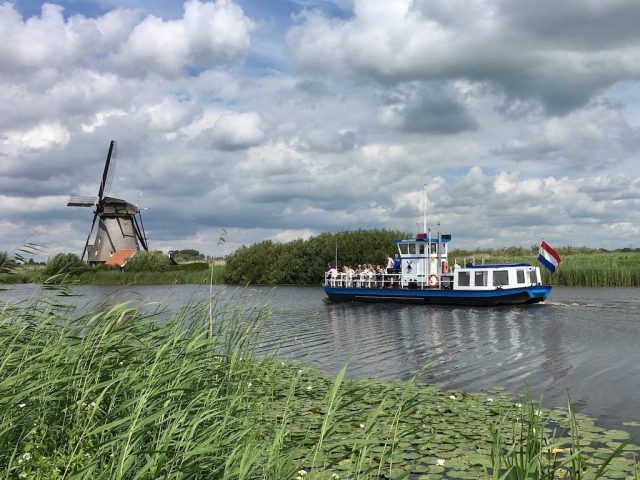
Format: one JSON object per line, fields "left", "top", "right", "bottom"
{"left": 67, "top": 140, "right": 149, "bottom": 264}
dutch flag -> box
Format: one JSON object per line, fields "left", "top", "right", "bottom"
{"left": 538, "top": 241, "right": 561, "bottom": 273}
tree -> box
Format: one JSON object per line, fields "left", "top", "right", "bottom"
{"left": 169, "top": 249, "right": 206, "bottom": 263}
{"left": 225, "top": 229, "right": 409, "bottom": 285}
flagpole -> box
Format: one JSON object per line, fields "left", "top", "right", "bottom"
{"left": 423, "top": 184, "right": 427, "bottom": 235}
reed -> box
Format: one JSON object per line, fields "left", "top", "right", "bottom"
{"left": 1, "top": 294, "right": 638, "bottom": 479}
{"left": 490, "top": 394, "right": 639, "bottom": 480}
{"left": 0, "top": 295, "right": 421, "bottom": 479}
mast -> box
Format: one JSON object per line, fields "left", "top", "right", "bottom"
{"left": 424, "top": 185, "right": 431, "bottom": 279}
{"left": 437, "top": 222, "right": 442, "bottom": 278}
{"left": 422, "top": 184, "right": 427, "bottom": 235}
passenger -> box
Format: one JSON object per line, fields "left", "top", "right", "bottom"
{"left": 342, "top": 265, "right": 354, "bottom": 287}
{"left": 376, "top": 265, "right": 386, "bottom": 287}
{"left": 385, "top": 255, "right": 395, "bottom": 274}
{"left": 393, "top": 254, "right": 401, "bottom": 273}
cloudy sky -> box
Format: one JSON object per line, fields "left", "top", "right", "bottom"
{"left": 2, "top": 0, "right": 640, "bottom": 259}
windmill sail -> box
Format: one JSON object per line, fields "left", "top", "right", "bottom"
{"left": 98, "top": 140, "right": 117, "bottom": 200}
{"left": 67, "top": 195, "right": 97, "bottom": 207}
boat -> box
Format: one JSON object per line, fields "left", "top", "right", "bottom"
{"left": 323, "top": 233, "right": 551, "bottom": 306}
{"left": 323, "top": 188, "right": 552, "bottom": 306}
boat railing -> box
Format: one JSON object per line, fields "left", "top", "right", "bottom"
{"left": 324, "top": 271, "right": 456, "bottom": 290}
{"left": 324, "top": 272, "right": 405, "bottom": 289}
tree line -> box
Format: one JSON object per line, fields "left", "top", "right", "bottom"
{"left": 224, "top": 229, "right": 408, "bottom": 285}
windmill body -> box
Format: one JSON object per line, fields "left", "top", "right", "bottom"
{"left": 68, "top": 141, "right": 148, "bottom": 264}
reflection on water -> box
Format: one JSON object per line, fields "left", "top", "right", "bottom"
{"left": 1, "top": 284, "right": 639, "bottom": 428}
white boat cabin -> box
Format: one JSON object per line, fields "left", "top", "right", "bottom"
{"left": 396, "top": 234, "right": 542, "bottom": 291}
{"left": 396, "top": 233, "right": 451, "bottom": 289}
{"left": 452, "top": 264, "right": 542, "bottom": 290}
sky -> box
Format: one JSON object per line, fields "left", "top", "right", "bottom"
{"left": 1, "top": 0, "right": 640, "bottom": 260}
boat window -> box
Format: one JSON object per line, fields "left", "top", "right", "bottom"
{"left": 529, "top": 269, "right": 538, "bottom": 284}
{"left": 458, "top": 271, "right": 470, "bottom": 287}
{"left": 516, "top": 270, "right": 525, "bottom": 284}
{"left": 398, "top": 244, "right": 409, "bottom": 255}
{"left": 474, "top": 271, "right": 488, "bottom": 287}
{"left": 493, "top": 270, "right": 509, "bottom": 286}
{"left": 430, "top": 243, "right": 438, "bottom": 254}
{"left": 419, "top": 244, "right": 425, "bottom": 254}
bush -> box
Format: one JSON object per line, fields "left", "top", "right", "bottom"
{"left": 43, "top": 253, "right": 88, "bottom": 276}
{"left": 125, "top": 251, "right": 169, "bottom": 272}
{"left": 225, "top": 229, "right": 409, "bottom": 285}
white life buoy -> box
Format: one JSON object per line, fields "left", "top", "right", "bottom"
{"left": 428, "top": 274, "right": 439, "bottom": 288}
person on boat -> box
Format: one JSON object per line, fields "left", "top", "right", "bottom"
{"left": 385, "top": 255, "right": 395, "bottom": 274}
{"left": 465, "top": 257, "right": 475, "bottom": 267}
{"left": 342, "top": 265, "right": 355, "bottom": 287}
{"left": 393, "top": 254, "right": 401, "bottom": 273}
{"left": 375, "top": 265, "right": 384, "bottom": 287}
{"left": 326, "top": 262, "right": 333, "bottom": 272}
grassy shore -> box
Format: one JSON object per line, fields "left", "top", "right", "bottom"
{"left": 1, "top": 295, "right": 638, "bottom": 479}
{"left": 1, "top": 265, "right": 226, "bottom": 286}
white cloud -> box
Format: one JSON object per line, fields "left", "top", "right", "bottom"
{"left": 1, "top": 122, "right": 70, "bottom": 157}
{"left": 210, "top": 112, "right": 265, "bottom": 150}
{"left": 112, "top": 0, "right": 254, "bottom": 76}
{"left": 287, "top": 0, "right": 640, "bottom": 113}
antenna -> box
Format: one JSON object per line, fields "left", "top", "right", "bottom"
{"left": 423, "top": 184, "right": 427, "bottom": 234}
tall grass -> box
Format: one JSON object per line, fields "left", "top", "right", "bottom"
{"left": 490, "top": 394, "right": 639, "bottom": 480}
{"left": 1, "top": 294, "right": 638, "bottom": 479}
{"left": 0, "top": 295, "right": 421, "bottom": 479}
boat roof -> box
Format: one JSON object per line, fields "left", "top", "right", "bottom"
{"left": 463, "top": 263, "right": 532, "bottom": 269}
{"left": 395, "top": 234, "right": 452, "bottom": 244}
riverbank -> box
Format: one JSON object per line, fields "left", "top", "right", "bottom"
{"left": 1, "top": 297, "right": 638, "bottom": 478}
{"left": 1, "top": 265, "right": 226, "bottom": 285}
{"left": 3, "top": 250, "right": 639, "bottom": 287}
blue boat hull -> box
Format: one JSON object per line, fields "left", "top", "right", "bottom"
{"left": 324, "top": 285, "right": 552, "bottom": 306}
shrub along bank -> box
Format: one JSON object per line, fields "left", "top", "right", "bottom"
{"left": 225, "top": 229, "right": 408, "bottom": 285}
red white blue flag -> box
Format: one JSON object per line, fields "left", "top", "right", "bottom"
{"left": 538, "top": 241, "right": 561, "bottom": 273}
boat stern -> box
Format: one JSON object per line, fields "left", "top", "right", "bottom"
{"left": 527, "top": 285, "right": 552, "bottom": 303}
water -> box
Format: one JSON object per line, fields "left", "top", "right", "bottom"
{"left": 1, "top": 284, "right": 639, "bottom": 428}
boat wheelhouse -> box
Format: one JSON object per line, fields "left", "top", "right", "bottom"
{"left": 323, "top": 232, "right": 552, "bottom": 306}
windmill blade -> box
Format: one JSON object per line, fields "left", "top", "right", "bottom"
{"left": 97, "top": 140, "right": 118, "bottom": 200}
{"left": 81, "top": 210, "right": 99, "bottom": 262}
{"left": 67, "top": 195, "right": 97, "bottom": 207}
{"left": 133, "top": 212, "right": 148, "bottom": 251}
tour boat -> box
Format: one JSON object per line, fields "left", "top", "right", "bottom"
{"left": 323, "top": 231, "right": 551, "bottom": 306}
